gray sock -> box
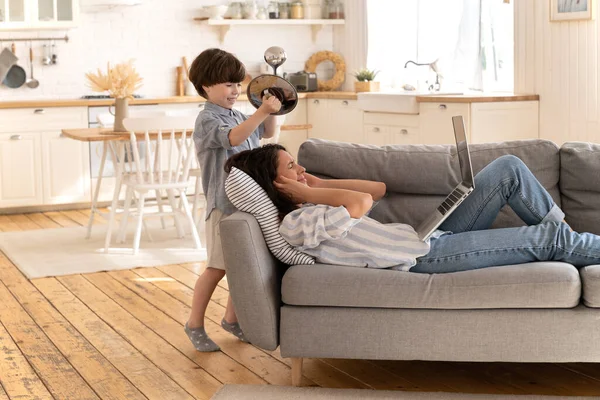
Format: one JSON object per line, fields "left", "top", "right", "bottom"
{"left": 184, "top": 322, "right": 220, "bottom": 352}
{"left": 221, "top": 319, "right": 250, "bottom": 343}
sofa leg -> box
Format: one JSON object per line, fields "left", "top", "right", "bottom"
{"left": 291, "top": 357, "right": 303, "bottom": 386}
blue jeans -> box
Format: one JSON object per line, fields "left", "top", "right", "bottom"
{"left": 412, "top": 155, "right": 600, "bottom": 273}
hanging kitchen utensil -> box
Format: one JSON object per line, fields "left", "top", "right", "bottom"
{"left": 26, "top": 43, "right": 40, "bottom": 89}
{"left": 51, "top": 42, "right": 57, "bottom": 65}
{"left": 0, "top": 46, "right": 19, "bottom": 82}
{"left": 2, "top": 43, "right": 27, "bottom": 88}
{"left": 246, "top": 46, "right": 298, "bottom": 115}
{"left": 42, "top": 44, "right": 51, "bottom": 65}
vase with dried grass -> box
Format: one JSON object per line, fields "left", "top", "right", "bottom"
{"left": 85, "top": 60, "right": 143, "bottom": 132}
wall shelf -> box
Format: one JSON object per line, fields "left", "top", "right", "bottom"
{"left": 194, "top": 18, "right": 345, "bottom": 43}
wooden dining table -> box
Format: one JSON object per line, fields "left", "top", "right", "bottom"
{"left": 61, "top": 124, "right": 312, "bottom": 238}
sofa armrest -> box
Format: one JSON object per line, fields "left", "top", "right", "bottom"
{"left": 220, "top": 211, "right": 282, "bottom": 350}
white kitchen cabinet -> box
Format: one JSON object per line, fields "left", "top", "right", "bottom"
{"left": 41, "top": 131, "right": 91, "bottom": 204}
{"left": 0, "top": 132, "right": 43, "bottom": 207}
{"left": 0, "top": 0, "right": 78, "bottom": 30}
{"left": 419, "top": 102, "right": 471, "bottom": 144}
{"left": 417, "top": 101, "right": 539, "bottom": 145}
{"left": 308, "top": 98, "right": 364, "bottom": 144}
{"left": 364, "top": 124, "right": 390, "bottom": 146}
{"left": 362, "top": 100, "right": 539, "bottom": 146}
{"left": 0, "top": 106, "right": 88, "bottom": 209}
{"left": 363, "top": 112, "right": 423, "bottom": 145}
{"left": 278, "top": 99, "right": 308, "bottom": 160}
{"left": 469, "top": 101, "right": 539, "bottom": 143}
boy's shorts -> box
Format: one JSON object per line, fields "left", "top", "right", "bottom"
{"left": 206, "top": 208, "right": 227, "bottom": 271}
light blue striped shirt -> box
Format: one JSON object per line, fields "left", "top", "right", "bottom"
{"left": 279, "top": 204, "right": 431, "bottom": 271}
{"left": 194, "top": 102, "right": 264, "bottom": 219}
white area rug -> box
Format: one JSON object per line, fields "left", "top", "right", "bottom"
{"left": 0, "top": 220, "right": 207, "bottom": 279}
{"left": 211, "top": 385, "right": 585, "bottom": 400}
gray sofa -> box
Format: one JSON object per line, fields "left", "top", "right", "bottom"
{"left": 220, "top": 138, "right": 600, "bottom": 386}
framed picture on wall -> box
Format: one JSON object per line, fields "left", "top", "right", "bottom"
{"left": 550, "top": 0, "right": 594, "bottom": 21}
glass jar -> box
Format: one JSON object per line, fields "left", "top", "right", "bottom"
{"left": 228, "top": 2, "right": 243, "bottom": 19}
{"left": 322, "top": 0, "right": 332, "bottom": 18}
{"left": 279, "top": 1, "right": 290, "bottom": 18}
{"left": 290, "top": 1, "right": 304, "bottom": 19}
{"left": 328, "top": 0, "right": 344, "bottom": 19}
{"left": 268, "top": 1, "right": 279, "bottom": 19}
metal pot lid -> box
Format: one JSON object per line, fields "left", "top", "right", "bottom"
{"left": 3, "top": 64, "right": 26, "bottom": 88}
{"left": 246, "top": 75, "right": 298, "bottom": 116}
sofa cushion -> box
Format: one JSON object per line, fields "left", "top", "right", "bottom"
{"left": 560, "top": 142, "right": 600, "bottom": 235}
{"left": 298, "top": 139, "right": 561, "bottom": 229}
{"left": 579, "top": 265, "right": 600, "bottom": 307}
{"left": 282, "top": 262, "right": 581, "bottom": 309}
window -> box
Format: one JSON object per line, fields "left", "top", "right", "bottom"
{"left": 366, "top": 0, "right": 513, "bottom": 92}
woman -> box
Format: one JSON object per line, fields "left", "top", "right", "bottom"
{"left": 224, "top": 144, "right": 600, "bottom": 273}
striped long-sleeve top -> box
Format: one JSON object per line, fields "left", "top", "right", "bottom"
{"left": 279, "top": 204, "right": 431, "bottom": 271}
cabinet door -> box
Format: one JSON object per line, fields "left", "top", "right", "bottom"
{"left": 278, "top": 99, "right": 308, "bottom": 160}
{"left": 0, "top": 0, "right": 26, "bottom": 28}
{"left": 41, "top": 131, "right": 91, "bottom": 204}
{"left": 364, "top": 124, "right": 390, "bottom": 146}
{"left": 470, "top": 101, "right": 539, "bottom": 144}
{"left": 419, "top": 103, "right": 470, "bottom": 144}
{"left": 307, "top": 98, "right": 330, "bottom": 140}
{"left": 391, "top": 126, "right": 422, "bottom": 145}
{"left": 328, "top": 99, "right": 364, "bottom": 144}
{"left": 31, "top": 0, "right": 78, "bottom": 27}
{"left": 0, "top": 132, "right": 43, "bottom": 207}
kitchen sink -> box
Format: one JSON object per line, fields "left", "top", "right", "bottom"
{"left": 357, "top": 91, "right": 463, "bottom": 114}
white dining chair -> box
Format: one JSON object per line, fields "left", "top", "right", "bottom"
{"left": 103, "top": 115, "right": 202, "bottom": 254}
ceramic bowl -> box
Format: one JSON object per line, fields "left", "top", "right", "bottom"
{"left": 206, "top": 5, "right": 228, "bottom": 19}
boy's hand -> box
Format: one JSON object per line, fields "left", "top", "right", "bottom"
{"left": 259, "top": 95, "right": 282, "bottom": 115}
{"left": 273, "top": 175, "right": 308, "bottom": 203}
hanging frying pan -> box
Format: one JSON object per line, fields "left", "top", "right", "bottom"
{"left": 2, "top": 43, "right": 26, "bottom": 89}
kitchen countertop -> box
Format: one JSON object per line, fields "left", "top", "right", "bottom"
{"left": 0, "top": 92, "right": 538, "bottom": 109}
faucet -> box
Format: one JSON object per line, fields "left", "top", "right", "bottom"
{"left": 404, "top": 60, "right": 430, "bottom": 68}
{"left": 404, "top": 59, "right": 442, "bottom": 92}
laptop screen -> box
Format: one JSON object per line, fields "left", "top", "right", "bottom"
{"left": 452, "top": 116, "right": 474, "bottom": 187}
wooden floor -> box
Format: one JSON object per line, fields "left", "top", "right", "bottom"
{"left": 2, "top": 212, "right": 600, "bottom": 398}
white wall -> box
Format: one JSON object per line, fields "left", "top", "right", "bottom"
{"left": 0, "top": 0, "right": 335, "bottom": 100}
{"left": 515, "top": 0, "right": 600, "bottom": 144}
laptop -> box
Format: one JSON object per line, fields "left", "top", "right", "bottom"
{"left": 415, "top": 115, "right": 475, "bottom": 241}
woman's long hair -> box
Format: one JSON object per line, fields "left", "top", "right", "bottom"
{"left": 224, "top": 144, "right": 299, "bottom": 220}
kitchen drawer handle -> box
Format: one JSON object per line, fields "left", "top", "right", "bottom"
{"left": 10, "top": 135, "right": 22, "bottom": 140}
{"left": 59, "top": 133, "right": 66, "bottom": 138}
{"left": 400, "top": 129, "right": 408, "bottom": 135}
{"left": 313, "top": 99, "right": 320, "bottom": 105}
{"left": 373, "top": 127, "right": 380, "bottom": 132}
{"left": 33, "top": 108, "right": 45, "bottom": 114}
{"left": 342, "top": 100, "right": 348, "bottom": 106}
{"left": 438, "top": 104, "right": 447, "bottom": 110}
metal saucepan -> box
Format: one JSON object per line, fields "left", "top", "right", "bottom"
{"left": 246, "top": 46, "right": 298, "bottom": 115}
{"left": 246, "top": 74, "right": 298, "bottom": 115}
{"left": 2, "top": 43, "right": 26, "bottom": 89}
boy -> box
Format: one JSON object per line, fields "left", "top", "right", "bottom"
{"left": 186, "top": 48, "right": 281, "bottom": 351}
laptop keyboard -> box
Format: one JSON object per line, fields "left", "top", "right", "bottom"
{"left": 437, "top": 186, "right": 467, "bottom": 215}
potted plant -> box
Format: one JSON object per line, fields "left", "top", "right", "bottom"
{"left": 353, "top": 68, "right": 380, "bottom": 92}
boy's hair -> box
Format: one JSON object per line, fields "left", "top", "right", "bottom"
{"left": 224, "top": 144, "right": 299, "bottom": 220}
{"left": 189, "top": 48, "right": 246, "bottom": 99}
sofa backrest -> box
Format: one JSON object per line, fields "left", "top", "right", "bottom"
{"left": 298, "top": 139, "right": 561, "bottom": 229}
{"left": 560, "top": 142, "right": 600, "bottom": 235}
